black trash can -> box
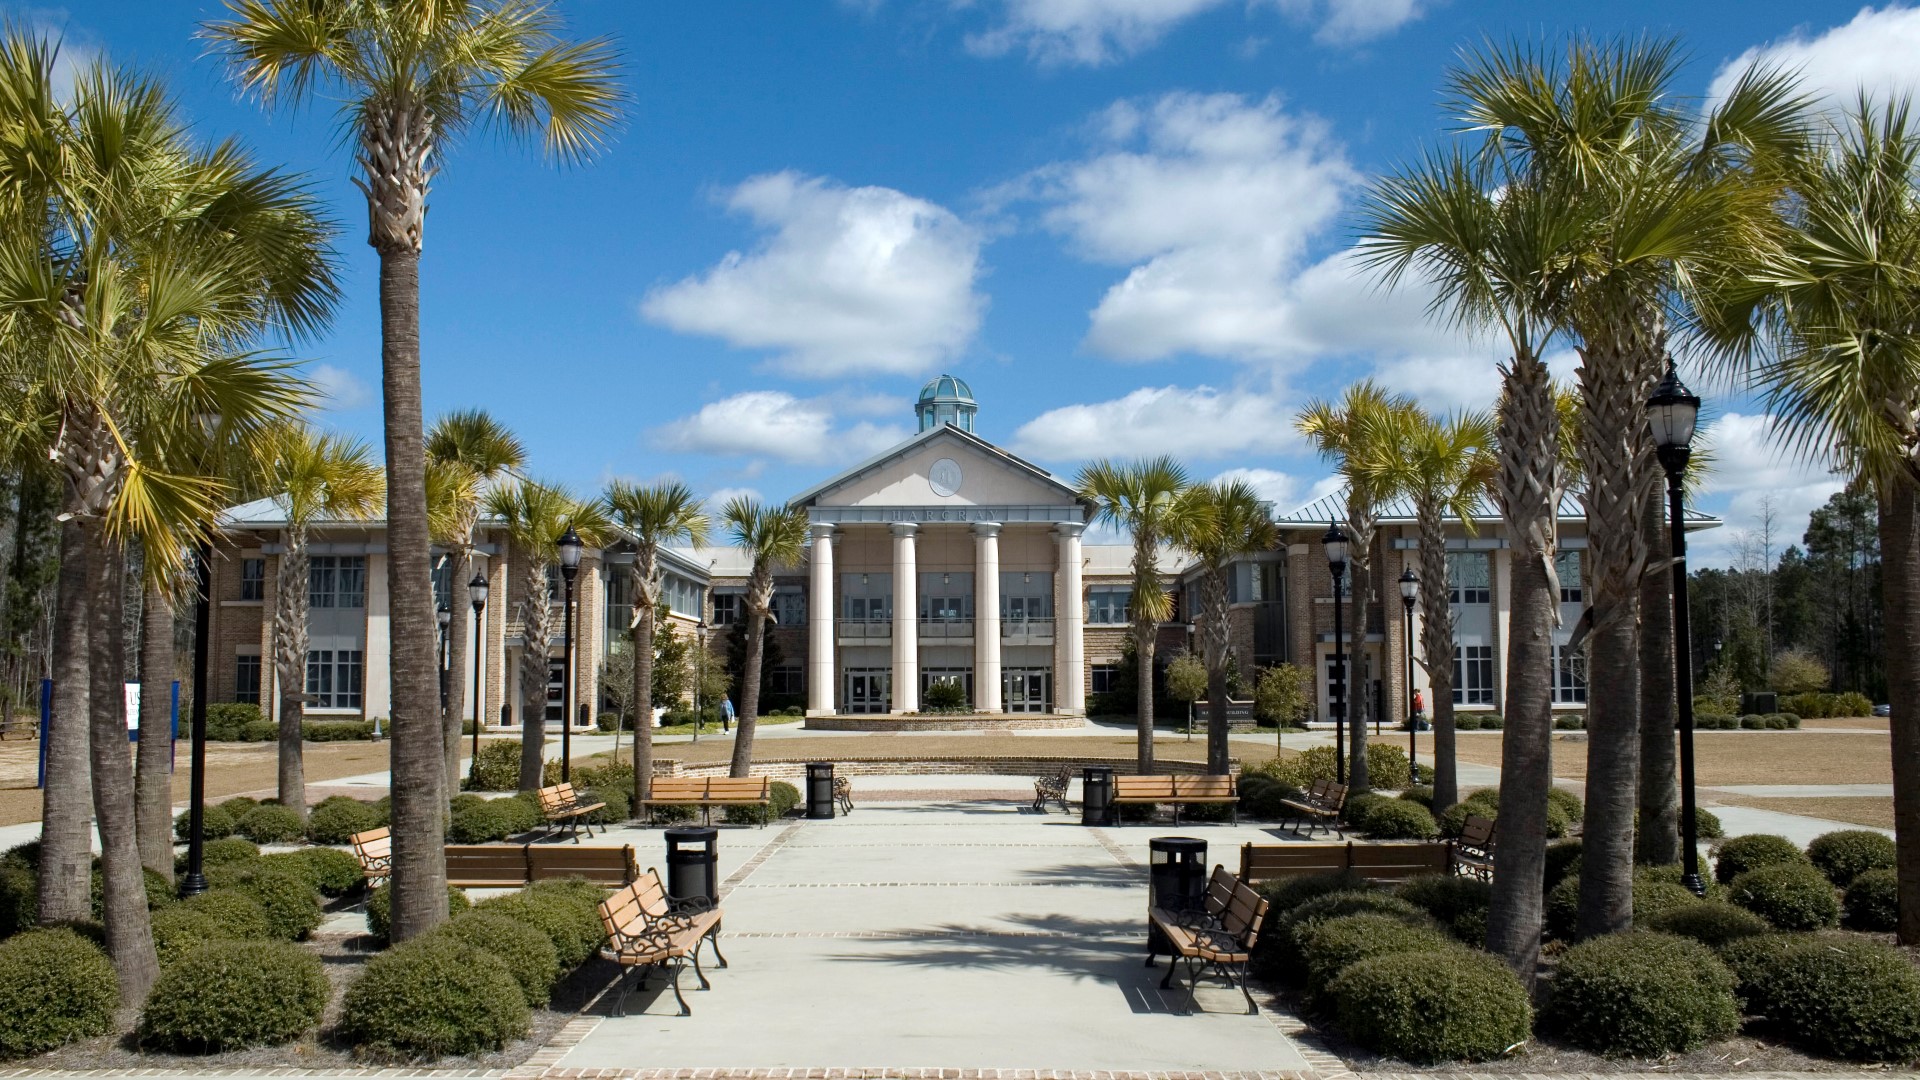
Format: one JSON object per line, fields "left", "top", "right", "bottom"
{"left": 1082, "top": 765, "right": 1115, "bottom": 827}
{"left": 805, "top": 762, "right": 836, "bottom": 820}
{"left": 1146, "top": 836, "right": 1208, "bottom": 956}
{"left": 664, "top": 827, "right": 719, "bottom": 907}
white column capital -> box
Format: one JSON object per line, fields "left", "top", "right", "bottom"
{"left": 890, "top": 522, "right": 919, "bottom": 538}
{"left": 971, "top": 521, "right": 1002, "bottom": 538}
{"left": 1055, "top": 521, "right": 1087, "bottom": 540}
{"left": 810, "top": 522, "right": 836, "bottom": 540}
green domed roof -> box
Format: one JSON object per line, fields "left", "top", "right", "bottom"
{"left": 918, "top": 374, "right": 974, "bottom": 402}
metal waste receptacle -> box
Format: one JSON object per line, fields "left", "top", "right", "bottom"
{"left": 806, "top": 762, "right": 836, "bottom": 820}
{"left": 1081, "top": 765, "right": 1115, "bottom": 827}
{"left": 664, "top": 826, "right": 719, "bottom": 907}
{"left": 1146, "top": 836, "right": 1208, "bottom": 956}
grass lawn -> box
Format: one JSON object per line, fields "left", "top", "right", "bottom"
{"left": 1420, "top": 729, "right": 1892, "bottom": 787}
{"left": 580, "top": 732, "right": 1293, "bottom": 770}
{"left": 1705, "top": 792, "right": 1895, "bottom": 830}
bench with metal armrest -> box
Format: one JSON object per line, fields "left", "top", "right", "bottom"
{"left": 1111, "top": 774, "right": 1239, "bottom": 824}
{"left": 1237, "top": 840, "right": 1453, "bottom": 884}
{"left": 351, "top": 827, "right": 391, "bottom": 888}
{"left": 597, "top": 868, "right": 728, "bottom": 1016}
{"left": 1451, "top": 814, "right": 1496, "bottom": 881}
{"left": 1032, "top": 766, "right": 1071, "bottom": 813}
{"left": 441, "top": 843, "right": 640, "bottom": 888}
{"left": 639, "top": 776, "right": 773, "bottom": 827}
{"left": 536, "top": 782, "right": 607, "bottom": 841}
{"left": 1277, "top": 778, "right": 1347, "bottom": 838}
{"left": 1148, "top": 866, "right": 1269, "bottom": 1014}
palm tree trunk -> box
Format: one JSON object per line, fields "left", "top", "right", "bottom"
{"left": 274, "top": 525, "right": 309, "bottom": 816}
{"left": 1205, "top": 670, "right": 1230, "bottom": 775}
{"left": 377, "top": 244, "right": 450, "bottom": 945}
{"left": 443, "top": 554, "right": 470, "bottom": 796}
{"left": 728, "top": 606, "right": 766, "bottom": 779}
{"left": 1880, "top": 479, "right": 1920, "bottom": 945}
{"left": 1347, "top": 521, "right": 1373, "bottom": 792}
{"left": 517, "top": 556, "right": 552, "bottom": 792}
{"left": 1418, "top": 501, "right": 1459, "bottom": 809}
{"left": 86, "top": 532, "right": 158, "bottom": 1003}
{"left": 134, "top": 574, "right": 175, "bottom": 883}
{"left": 1135, "top": 619, "right": 1156, "bottom": 775}
{"left": 1202, "top": 568, "right": 1233, "bottom": 776}
{"left": 1637, "top": 494, "right": 1680, "bottom": 865}
{"left": 39, "top": 517, "right": 92, "bottom": 925}
{"left": 631, "top": 582, "right": 655, "bottom": 810}
{"left": 1486, "top": 354, "right": 1558, "bottom": 984}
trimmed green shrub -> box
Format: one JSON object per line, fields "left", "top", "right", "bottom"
{"left": 219, "top": 868, "right": 324, "bottom": 940}
{"left": 293, "top": 847, "right": 365, "bottom": 897}
{"left": 464, "top": 741, "right": 522, "bottom": 792}
{"left": 1239, "top": 776, "right": 1303, "bottom": 820}
{"left": 1478, "top": 712, "right": 1504, "bottom": 730}
{"left": 1453, "top": 713, "right": 1480, "bottom": 730}
{"left": 1329, "top": 948, "right": 1531, "bottom": 1064}
{"left": 305, "top": 796, "right": 381, "bottom": 845}
{"left": 200, "top": 703, "right": 264, "bottom": 741}
{"left": 431, "top": 910, "right": 560, "bottom": 1006}
{"left": 1543, "top": 838, "right": 1583, "bottom": 892}
{"left": 1808, "top": 830, "right": 1898, "bottom": 886}
{"left": 175, "top": 802, "right": 238, "bottom": 841}
{"left": 723, "top": 779, "right": 803, "bottom": 825}
{"left": 1845, "top": 868, "right": 1900, "bottom": 931}
{"left": 447, "top": 795, "right": 513, "bottom": 844}
{"left": 1439, "top": 787, "right": 1569, "bottom": 839}
{"left": 1396, "top": 784, "right": 1434, "bottom": 809}
{"left": 302, "top": 720, "right": 375, "bottom": 741}
{"left": 1722, "top": 932, "right": 1920, "bottom": 1061}
{"left": 1728, "top": 862, "right": 1840, "bottom": 930}
{"left": 338, "top": 935, "right": 529, "bottom": 1059}
{"left": 1641, "top": 901, "right": 1770, "bottom": 947}
{"left": 150, "top": 891, "right": 274, "bottom": 966}
{"left": 1297, "top": 913, "right": 1458, "bottom": 997}
{"left": 219, "top": 795, "right": 260, "bottom": 816}
{"left": 1634, "top": 880, "right": 1705, "bottom": 923}
{"left": 366, "top": 883, "right": 471, "bottom": 945}
{"left": 0, "top": 928, "right": 118, "bottom": 1057}
{"left": 1546, "top": 931, "right": 1740, "bottom": 1057}
{"left": 1355, "top": 799, "right": 1438, "bottom": 839}
{"left": 477, "top": 879, "right": 608, "bottom": 969}
{"left": 1395, "top": 875, "right": 1491, "bottom": 944}
{"left": 1546, "top": 869, "right": 1703, "bottom": 941}
{"left": 1258, "top": 890, "right": 1433, "bottom": 983}
{"left": 1740, "top": 713, "right": 1765, "bottom": 729}
{"left": 139, "top": 939, "right": 328, "bottom": 1051}
{"left": 0, "top": 864, "right": 35, "bottom": 940}
{"left": 255, "top": 851, "right": 323, "bottom": 892}
{"left": 237, "top": 804, "right": 305, "bottom": 845}
{"left": 200, "top": 837, "right": 261, "bottom": 867}
{"left": 499, "top": 792, "right": 548, "bottom": 835}
{"left": 1546, "top": 787, "right": 1583, "bottom": 822}
{"left": 1342, "top": 792, "right": 1392, "bottom": 826}
{"left": 1553, "top": 712, "right": 1586, "bottom": 730}
{"left": 1713, "top": 833, "right": 1808, "bottom": 885}
{"left": 1695, "top": 806, "right": 1725, "bottom": 839}
{"left": 1253, "top": 873, "right": 1367, "bottom": 918}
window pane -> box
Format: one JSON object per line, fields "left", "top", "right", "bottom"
{"left": 309, "top": 558, "right": 335, "bottom": 608}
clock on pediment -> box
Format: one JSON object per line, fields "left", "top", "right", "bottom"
{"left": 928, "top": 457, "right": 963, "bottom": 498}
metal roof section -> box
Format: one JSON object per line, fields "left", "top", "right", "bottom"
{"left": 1276, "top": 486, "right": 1720, "bottom": 530}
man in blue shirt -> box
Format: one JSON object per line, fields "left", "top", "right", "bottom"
{"left": 721, "top": 697, "right": 734, "bottom": 733}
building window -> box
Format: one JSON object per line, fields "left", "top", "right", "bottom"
{"left": 1555, "top": 550, "right": 1583, "bottom": 604}
{"left": 1554, "top": 643, "right": 1588, "bottom": 703}
{"left": 1447, "top": 553, "right": 1490, "bottom": 605}
{"left": 306, "top": 649, "right": 364, "bottom": 709}
{"left": 769, "top": 662, "right": 805, "bottom": 696}
{"left": 711, "top": 592, "right": 742, "bottom": 626}
{"left": 239, "top": 558, "right": 265, "bottom": 601}
{"left": 771, "top": 587, "right": 806, "bottom": 627}
{"left": 1453, "top": 645, "right": 1494, "bottom": 705}
{"left": 1090, "top": 663, "right": 1119, "bottom": 695}
{"left": 1087, "top": 586, "right": 1132, "bottom": 625}
{"left": 545, "top": 564, "right": 561, "bottom": 602}
{"left": 309, "top": 556, "right": 366, "bottom": 609}
{"left": 235, "top": 653, "right": 261, "bottom": 705}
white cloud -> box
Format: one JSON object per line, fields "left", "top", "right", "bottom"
{"left": 309, "top": 363, "right": 372, "bottom": 411}
{"left": 1710, "top": 6, "right": 1920, "bottom": 109}
{"left": 1009, "top": 383, "right": 1301, "bottom": 461}
{"left": 962, "top": 0, "right": 1230, "bottom": 65}
{"left": 641, "top": 171, "right": 985, "bottom": 378}
{"left": 1269, "top": 0, "right": 1425, "bottom": 45}
{"left": 1690, "top": 412, "right": 1846, "bottom": 566}
{"left": 652, "top": 390, "right": 911, "bottom": 466}
{"left": 1210, "top": 466, "right": 1299, "bottom": 508}
{"left": 704, "top": 487, "right": 763, "bottom": 513}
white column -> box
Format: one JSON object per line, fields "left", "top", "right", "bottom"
{"left": 364, "top": 552, "right": 392, "bottom": 722}
{"left": 808, "top": 524, "right": 835, "bottom": 716}
{"left": 891, "top": 523, "right": 919, "bottom": 713}
{"left": 973, "top": 523, "right": 1002, "bottom": 713}
{"left": 1055, "top": 522, "right": 1086, "bottom": 715}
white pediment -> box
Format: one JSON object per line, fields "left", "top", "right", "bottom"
{"left": 793, "top": 427, "right": 1080, "bottom": 509}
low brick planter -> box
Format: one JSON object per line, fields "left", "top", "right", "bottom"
{"left": 802, "top": 713, "right": 1086, "bottom": 732}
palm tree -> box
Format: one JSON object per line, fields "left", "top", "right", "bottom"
{"left": 0, "top": 35, "right": 332, "bottom": 997}
{"left": 204, "top": 0, "right": 621, "bottom": 946}
{"left": 483, "top": 479, "right": 607, "bottom": 791}
{"left": 1186, "top": 480, "right": 1271, "bottom": 775}
{"left": 721, "top": 497, "right": 808, "bottom": 779}
{"left": 263, "top": 426, "right": 384, "bottom": 816}
{"left": 1076, "top": 457, "right": 1208, "bottom": 774}
{"left": 1364, "top": 409, "right": 1496, "bottom": 810}
{"left": 1358, "top": 147, "right": 1575, "bottom": 980}
{"left": 135, "top": 565, "right": 179, "bottom": 883}
{"left": 425, "top": 410, "right": 525, "bottom": 795}
{"left": 1298, "top": 382, "right": 1418, "bottom": 792}
{"left": 603, "top": 481, "right": 709, "bottom": 811}
{"left": 1751, "top": 99, "right": 1920, "bottom": 942}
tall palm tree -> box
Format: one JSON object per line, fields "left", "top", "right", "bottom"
{"left": 1358, "top": 148, "right": 1575, "bottom": 981}
{"left": 721, "top": 497, "right": 808, "bottom": 779}
{"left": 0, "top": 35, "right": 332, "bottom": 998}
{"left": 261, "top": 426, "right": 384, "bottom": 816}
{"left": 426, "top": 410, "right": 525, "bottom": 795}
{"left": 1753, "top": 99, "right": 1920, "bottom": 942}
{"left": 1186, "top": 480, "right": 1270, "bottom": 775}
{"left": 483, "top": 479, "right": 607, "bottom": 791}
{"left": 603, "top": 481, "right": 709, "bottom": 811}
{"left": 1076, "top": 457, "right": 1208, "bottom": 774}
{"left": 1364, "top": 409, "right": 1497, "bottom": 810}
{"left": 1449, "top": 37, "right": 1810, "bottom": 939}
{"left": 204, "top": 0, "right": 621, "bottom": 946}
{"left": 1298, "top": 382, "right": 1418, "bottom": 792}
{"left": 135, "top": 564, "right": 179, "bottom": 883}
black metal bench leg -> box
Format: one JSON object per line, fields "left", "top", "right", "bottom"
{"left": 707, "top": 927, "right": 729, "bottom": 969}
{"left": 1158, "top": 954, "right": 1178, "bottom": 988}
{"left": 668, "top": 958, "right": 691, "bottom": 1016}
{"left": 690, "top": 943, "right": 712, "bottom": 990}
{"left": 1238, "top": 963, "right": 1258, "bottom": 1014}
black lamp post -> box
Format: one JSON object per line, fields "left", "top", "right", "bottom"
{"left": 436, "top": 604, "right": 451, "bottom": 717}
{"left": 693, "top": 619, "right": 707, "bottom": 743}
{"left": 180, "top": 540, "right": 213, "bottom": 898}
{"left": 1400, "top": 567, "right": 1419, "bottom": 784}
{"left": 1648, "top": 362, "right": 1705, "bottom": 896}
{"left": 1323, "top": 522, "right": 1350, "bottom": 784}
{"left": 558, "top": 526, "right": 583, "bottom": 783}
{"left": 467, "top": 572, "right": 488, "bottom": 784}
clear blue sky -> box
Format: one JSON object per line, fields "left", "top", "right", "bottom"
{"left": 49, "top": 1, "right": 1916, "bottom": 564}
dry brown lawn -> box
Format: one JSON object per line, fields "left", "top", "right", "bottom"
{"left": 1799, "top": 716, "right": 1887, "bottom": 730}
{"left": 591, "top": 733, "right": 1294, "bottom": 771}
{"left": 1705, "top": 792, "right": 1895, "bottom": 830}
{"left": 1421, "top": 729, "right": 1891, "bottom": 787}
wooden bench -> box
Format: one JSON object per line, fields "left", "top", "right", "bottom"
{"left": 1148, "top": 865, "right": 1268, "bottom": 1014}
{"left": 1451, "top": 814, "right": 1496, "bottom": 881}
{"left": 598, "top": 868, "right": 728, "bottom": 1016}
{"left": 639, "top": 776, "right": 774, "bottom": 827}
{"left": 442, "top": 843, "right": 640, "bottom": 888}
{"left": 536, "top": 782, "right": 608, "bottom": 841}
{"left": 1033, "top": 766, "right": 1071, "bottom": 813}
{"left": 1277, "top": 779, "right": 1347, "bottom": 838}
{"left": 351, "top": 827, "right": 391, "bottom": 888}
{"left": 1237, "top": 841, "right": 1454, "bottom": 884}
{"left": 1112, "top": 774, "right": 1239, "bottom": 824}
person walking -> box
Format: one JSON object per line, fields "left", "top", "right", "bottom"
{"left": 721, "top": 697, "right": 735, "bottom": 734}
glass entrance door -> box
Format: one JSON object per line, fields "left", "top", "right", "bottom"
{"left": 545, "top": 657, "right": 565, "bottom": 724}
{"left": 1004, "top": 669, "right": 1052, "bottom": 713}
{"left": 843, "top": 669, "right": 890, "bottom": 714}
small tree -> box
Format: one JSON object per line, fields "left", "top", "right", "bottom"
{"left": 1769, "top": 647, "right": 1831, "bottom": 695}
{"left": 1165, "top": 651, "right": 1207, "bottom": 734}
{"left": 1255, "top": 663, "right": 1314, "bottom": 758}
{"left": 600, "top": 643, "right": 633, "bottom": 724}
{"left": 652, "top": 615, "right": 691, "bottom": 707}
